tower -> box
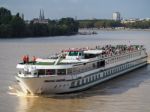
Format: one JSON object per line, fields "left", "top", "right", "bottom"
{"left": 42, "top": 9, "right": 45, "bottom": 20}
{"left": 39, "top": 9, "right": 45, "bottom": 20}
{"left": 39, "top": 9, "right": 42, "bottom": 20}
{"left": 112, "top": 12, "right": 121, "bottom": 21}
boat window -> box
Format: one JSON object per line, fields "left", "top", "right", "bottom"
{"left": 93, "top": 63, "right": 96, "bottom": 68}
{"left": 84, "top": 54, "right": 98, "bottom": 59}
{"left": 82, "top": 79, "right": 85, "bottom": 84}
{"left": 86, "top": 78, "right": 89, "bottom": 83}
{"left": 100, "top": 73, "right": 103, "bottom": 78}
{"left": 33, "top": 70, "right": 38, "bottom": 75}
{"left": 46, "top": 69, "right": 55, "bottom": 75}
{"left": 69, "top": 51, "right": 78, "bottom": 56}
{"left": 97, "top": 60, "right": 105, "bottom": 68}
{"left": 67, "top": 68, "right": 72, "bottom": 74}
{"left": 92, "top": 76, "right": 95, "bottom": 81}
{"left": 79, "top": 52, "right": 82, "bottom": 56}
{"left": 97, "top": 62, "right": 101, "bottom": 68}
{"left": 77, "top": 80, "right": 80, "bottom": 86}
{"left": 57, "top": 69, "right": 66, "bottom": 75}
{"left": 89, "top": 77, "right": 91, "bottom": 82}
{"left": 38, "top": 69, "right": 45, "bottom": 75}
{"left": 97, "top": 75, "right": 99, "bottom": 79}
{"left": 24, "top": 71, "right": 31, "bottom": 75}
{"left": 71, "top": 81, "right": 75, "bottom": 87}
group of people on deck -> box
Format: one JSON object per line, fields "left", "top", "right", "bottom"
{"left": 23, "top": 55, "right": 36, "bottom": 64}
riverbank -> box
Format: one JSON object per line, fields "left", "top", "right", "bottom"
{"left": 1, "top": 28, "right": 150, "bottom": 39}
{"left": 78, "top": 28, "right": 150, "bottom": 36}
{"left": 79, "top": 28, "right": 150, "bottom": 31}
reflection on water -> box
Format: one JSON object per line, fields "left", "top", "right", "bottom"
{"left": 0, "top": 30, "right": 150, "bottom": 112}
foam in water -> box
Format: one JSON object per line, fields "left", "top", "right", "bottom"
{"left": 8, "top": 85, "right": 38, "bottom": 98}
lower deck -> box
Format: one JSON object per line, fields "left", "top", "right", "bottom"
{"left": 16, "top": 56, "right": 147, "bottom": 94}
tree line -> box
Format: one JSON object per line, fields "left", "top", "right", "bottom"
{"left": 1, "top": 7, "right": 150, "bottom": 38}
{"left": 124, "top": 21, "right": 150, "bottom": 29}
{"left": 78, "top": 19, "right": 150, "bottom": 29}
{"left": 0, "top": 7, "right": 79, "bottom": 38}
{"left": 79, "top": 19, "right": 122, "bottom": 28}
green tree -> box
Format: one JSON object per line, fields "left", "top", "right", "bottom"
{"left": 29, "top": 23, "right": 49, "bottom": 37}
{"left": 0, "top": 7, "right": 79, "bottom": 38}
{"left": 0, "top": 7, "right": 12, "bottom": 25}
{"left": 0, "top": 24, "right": 12, "bottom": 37}
{"left": 59, "top": 17, "right": 79, "bottom": 34}
{"left": 10, "top": 13, "right": 26, "bottom": 37}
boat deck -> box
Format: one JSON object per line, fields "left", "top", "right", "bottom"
{"left": 20, "top": 61, "right": 54, "bottom": 65}
{"left": 19, "top": 61, "right": 81, "bottom": 66}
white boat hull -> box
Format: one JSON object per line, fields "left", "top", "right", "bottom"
{"left": 16, "top": 57, "right": 147, "bottom": 95}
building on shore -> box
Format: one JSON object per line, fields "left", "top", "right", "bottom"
{"left": 32, "top": 18, "right": 49, "bottom": 24}
{"left": 121, "top": 18, "right": 140, "bottom": 24}
{"left": 112, "top": 12, "right": 121, "bottom": 21}
{"left": 32, "top": 9, "right": 49, "bottom": 24}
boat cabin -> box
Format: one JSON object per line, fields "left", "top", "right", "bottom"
{"left": 63, "top": 49, "right": 84, "bottom": 60}
{"left": 17, "top": 49, "right": 105, "bottom": 77}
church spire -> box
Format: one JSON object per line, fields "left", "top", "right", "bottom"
{"left": 42, "top": 9, "right": 45, "bottom": 20}
{"left": 39, "top": 9, "right": 45, "bottom": 20}
{"left": 39, "top": 9, "right": 42, "bottom": 20}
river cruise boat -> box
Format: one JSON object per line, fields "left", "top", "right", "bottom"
{"left": 16, "top": 45, "right": 147, "bottom": 95}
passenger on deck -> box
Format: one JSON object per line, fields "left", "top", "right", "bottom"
{"left": 23, "top": 55, "right": 26, "bottom": 64}
{"left": 26, "top": 55, "right": 29, "bottom": 63}
{"left": 32, "top": 56, "right": 36, "bottom": 64}
{"left": 23, "top": 55, "right": 29, "bottom": 64}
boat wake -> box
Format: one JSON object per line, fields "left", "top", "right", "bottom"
{"left": 8, "top": 85, "right": 85, "bottom": 99}
{"left": 8, "top": 84, "right": 77, "bottom": 98}
{"left": 8, "top": 85, "right": 38, "bottom": 98}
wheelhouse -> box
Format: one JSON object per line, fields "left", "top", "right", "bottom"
{"left": 63, "top": 49, "right": 84, "bottom": 60}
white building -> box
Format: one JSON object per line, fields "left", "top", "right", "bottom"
{"left": 121, "top": 18, "right": 140, "bottom": 24}
{"left": 112, "top": 12, "right": 121, "bottom": 21}
{"left": 32, "top": 9, "right": 49, "bottom": 24}
{"left": 32, "top": 18, "right": 49, "bottom": 24}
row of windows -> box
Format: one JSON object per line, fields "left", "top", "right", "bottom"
{"left": 70, "top": 61, "right": 138, "bottom": 88}
{"left": 51, "top": 59, "right": 146, "bottom": 89}
{"left": 72, "top": 61, "right": 105, "bottom": 75}
{"left": 71, "top": 72, "right": 103, "bottom": 88}
{"left": 27, "top": 61, "right": 103, "bottom": 76}
{"left": 29, "top": 56, "right": 145, "bottom": 76}
{"left": 44, "top": 58, "right": 146, "bottom": 89}
{"left": 28, "top": 69, "right": 66, "bottom": 76}
{"left": 72, "top": 51, "right": 142, "bottom": 75}
{"left": 104, "top": 63, "right": 134, "bottom": 77}
{"left": 25, "top": 51, "right": 144, "bottom": 77}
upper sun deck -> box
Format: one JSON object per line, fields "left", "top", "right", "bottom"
{"left": 17, "top": 45, "right": 145, "bottom": 69}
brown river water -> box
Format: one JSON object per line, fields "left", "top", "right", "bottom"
{"left": 0, "top": 30, "right": 150, "bottom": 112}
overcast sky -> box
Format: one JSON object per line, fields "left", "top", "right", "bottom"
{"left": 0, "top": 0, "right": 150, "bottom": 20}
